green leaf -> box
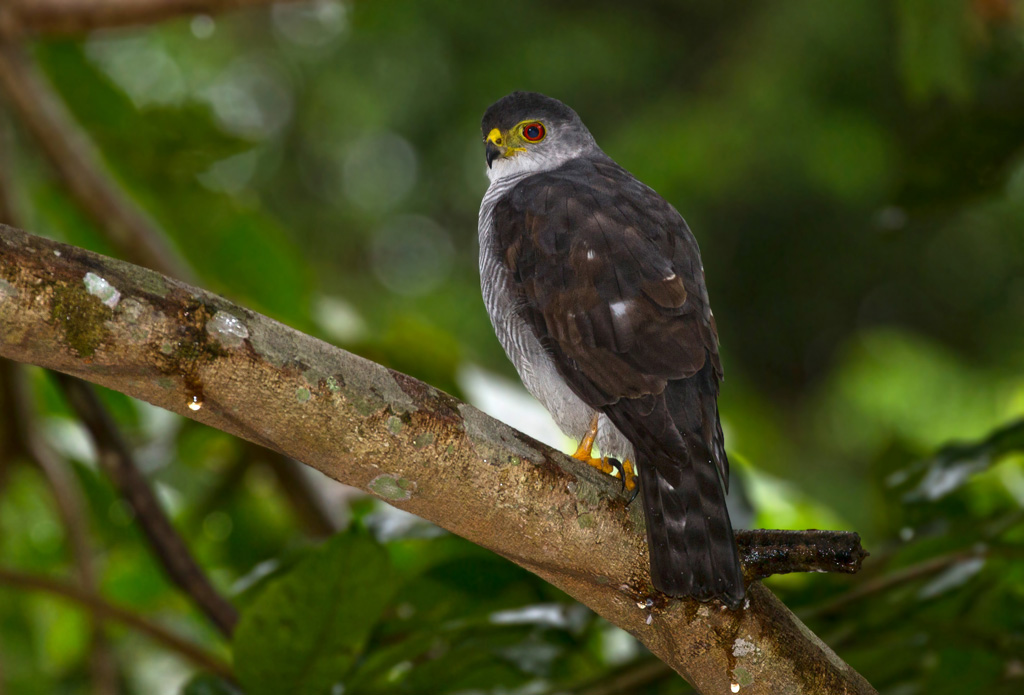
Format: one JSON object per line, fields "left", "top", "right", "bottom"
{"left": 233, "top": 532, "right": 394, "bottom": 695}
{"left": 895, "top": 419, "right": 1024, "bottom": 503}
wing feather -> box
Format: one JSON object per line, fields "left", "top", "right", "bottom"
{"left": 495, "top": 157, "right": 716, "bottom": 398}
{"left": 492, "top": 155, "right": 742, "bottom": 605}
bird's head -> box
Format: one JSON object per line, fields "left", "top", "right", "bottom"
{"left": 481, "top": 91, "right": 597, "bottom": 183}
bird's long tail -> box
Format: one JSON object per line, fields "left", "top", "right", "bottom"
{"left": 637, "top": 438, "right": 743, "bottom": 607}
{"left": 609, "top": 359, "right": 744, "bottom": 607}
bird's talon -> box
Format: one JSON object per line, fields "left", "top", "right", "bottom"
{"left": 607, "top": 457, "right": 626, "bottom": 491}
{"left": 621, "top": 458, "right": 638, "bottom": 492}
{"left": 618, "top": 458, "right": 639, "bottom": 505}
{"left": 570, "top": 415, "right": 636, "bottom": 497}
{"left": 625, "top": 481, "right": 640, "bottom": 507}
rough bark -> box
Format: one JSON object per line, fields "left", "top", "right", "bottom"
{"left": 0, "top": 223, "right": 877, "bottom": 695}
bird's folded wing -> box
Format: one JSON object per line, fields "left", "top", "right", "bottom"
{"left": 491, "top": 157, "right": 722, "bottom": 408}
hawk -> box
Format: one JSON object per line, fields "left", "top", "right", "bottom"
{"left": 477, "top": 91, "right": 744, "bottom": 607}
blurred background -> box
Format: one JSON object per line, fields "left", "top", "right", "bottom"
{"left": 1, "top": 1, "right": 1023, "bottom": 693}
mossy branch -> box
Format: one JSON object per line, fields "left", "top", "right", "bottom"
{"left": 0, "top": 223, "right": 876, "bottom": 695}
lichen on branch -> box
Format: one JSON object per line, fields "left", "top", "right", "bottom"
{"left": 0, "top": 223, "right": 876, "bottom": 695}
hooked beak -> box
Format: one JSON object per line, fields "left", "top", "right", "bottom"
{"left": 485, "top": 140, "right": 504, "bottom": 168}
{"left": 485, "top": 127, "right": 506, "bottom": 168}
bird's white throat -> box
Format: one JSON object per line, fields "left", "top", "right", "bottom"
{"left": 486, "top": 144, "right": 590, "bottom": 185}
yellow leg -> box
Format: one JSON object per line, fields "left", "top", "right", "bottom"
{"left": 572, "top": 415, "right": 637, "bottom": 491}
{"left": 572, "top": 414, "right": 600, "bottom": 461}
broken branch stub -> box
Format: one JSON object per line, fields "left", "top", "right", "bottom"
{"left": 0, "top": 224, "right": 876, "bottom": 694}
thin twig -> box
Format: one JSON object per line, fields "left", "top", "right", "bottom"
{"left": 260, "top": 447, "right": 340, "bottom": 537}
{"left": 0, "top": 119, "right": 21, "bottom": 480}
{"left": 1, "top": 0, "right": 305, "bottom": 36}
{"left": 0, "top": 120, "right": 20, "bottom": 489}
{"left": 88, "top": 642, "right": 119, "bottom": 695}
{"left": 0, "top": 42, "right": 194, "bottom": 281}
{"left": 575, "top": 658, "right": 676, "bottom": 695}
{"left": 0, "top": 360, "right": 18, "bottom": 496}
{"left": 0, "top": 110, "right": 14, "bottom": 226}
{"left": 0, "top": 124, "right": 119, "bottom": 695}
{"left": 10, "top": 367, "right": 120, "bottom": 695}
{"left": 55, "top": 373, "right": 239, "bottom": 637}
{"left": 0, "top": 566, "right": 233, "bottom": 680}
{"left": 188, "top": 445, "right": 340, "bottom": 537}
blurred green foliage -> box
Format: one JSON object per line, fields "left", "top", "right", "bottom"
{"left": 1, "top": 0, "right": 1024, "bottom": 693}
{"left": 233, "top": 533, "right": 394, "bottom": 695}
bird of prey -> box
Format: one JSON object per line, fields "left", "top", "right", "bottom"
{"left": 477, "top": 91, "right": 744, "bottom": 607}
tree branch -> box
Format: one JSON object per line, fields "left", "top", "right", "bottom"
{"left": 739, "top": 529, "right": 867, "bottom": 580}
{"left": 0, "top": 37, "right": 338, "bottom": 539}
{"left": 54, "top": 373, "right": 239, "bottom": 637}
{"left": 0, "top": 101, "right": 236, "bottom": 639}
{"left": 0, "top": 566, "right": 233, "bottom": 680}
{"left": 1, "top": 0, "right": 306, "bottom": 36}
{"left": 0, "top": 223, "right": 877, "bottom": 695}
{"left": 0, "top": 120, "right": 118, "bottom": 695}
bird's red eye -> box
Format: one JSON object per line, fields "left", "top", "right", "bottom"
{"left": 522, "top": 122, "right": 545, "bottom": 142}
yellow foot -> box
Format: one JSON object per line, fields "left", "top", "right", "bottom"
{"left": 571, "top": 415, "right": 638, "bottom": 492}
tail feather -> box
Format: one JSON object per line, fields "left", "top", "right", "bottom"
{"left": 638, "top": 441, "right": 743, "bottom": 607}
{"left": 604, "top": 359, "right": 744, "bottom": 607}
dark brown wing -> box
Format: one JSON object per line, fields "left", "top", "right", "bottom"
{"left": 492, "top": 156, "right": 743, "bottom": 606}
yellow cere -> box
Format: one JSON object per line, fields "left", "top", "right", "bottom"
{"left": 486, "top": 126, "right": 527, "bottom": 157}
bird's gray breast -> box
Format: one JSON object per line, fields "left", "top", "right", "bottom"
{"left": 477, "top": 176, "right": 633, "bottom": 460}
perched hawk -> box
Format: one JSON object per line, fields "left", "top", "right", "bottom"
{"left": 477, "top": 92, "right": 744, "bottom": 607}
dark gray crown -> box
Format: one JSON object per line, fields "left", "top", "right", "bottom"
{"left": 481, "top": 92, "right": 580, "bottom": 135}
